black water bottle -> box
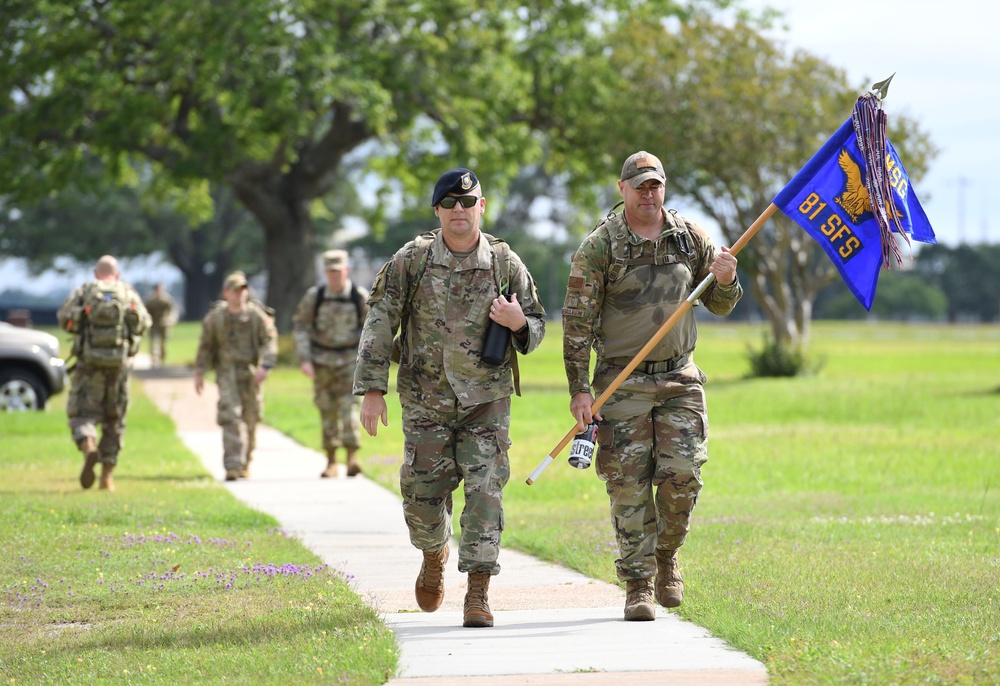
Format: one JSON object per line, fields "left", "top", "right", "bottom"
{"left": 482, "top": 294, "right": 511, "bottom": 366}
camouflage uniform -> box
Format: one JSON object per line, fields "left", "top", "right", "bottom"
{"left": 562, "top": 209, "right": 742, "bottom": 582}
{"left": 143, "top": 288, "right": 178, "bottom": 366}
{"left": 194, "top": 301, "right": 278, "bottom": 474}
{"left": 57, "top": 279, "right": 150, "bottom": 468}
{"left": 292, "top": 280, "right": 369, "bottom": 456}
{"left": 354, "top": 230, "right": 546, "bottom": 575}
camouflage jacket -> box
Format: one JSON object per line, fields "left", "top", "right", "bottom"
{"left": 562, "top": 209, "right": 742, "bottom": 395}
{"left": 194, "top": 301, "right": 278, "bottom": 374}
{"left": 144, "top": 292, "right": 178, "bottom": 328}
{"left": 292, "top": 280, "right": 370, "bottom": 368}
{"left": 354, "top": 230, "right": 546, "bottom": 411}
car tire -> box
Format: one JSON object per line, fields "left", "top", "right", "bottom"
{"left": 0, "top": 368, "right": 49, "bottom": 412}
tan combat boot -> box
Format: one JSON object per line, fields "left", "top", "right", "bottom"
{"left": 79, "top": 437, "right": 99, "bottom": 490}
{"left": 99, "top": 463, "right": 115, "bottom": 491}
{"left": 225, "top": 469, "right": 241, "bottom": 481}
{"left": 624, "top": 578, "right": 656, "bottom": 621}
{"left": 463, "top": 572, "right": 494, "bottom": 628}
{"left": 345, "top": 448, "right": 362, "bottom": 477}
{"left": 655, "top": 548, "right": 684, "bottom": 608}
{"left": 239, "top": 453, "right": 252, "bottom": 479}
{"left": 321, "top": 448, "right": 338, "bottom": 478}
{"left": 414, "top": 545, "right": 449, "bottom": 612}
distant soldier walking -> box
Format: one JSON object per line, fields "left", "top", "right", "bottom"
{"left": 143, "top": 283, "right": 178, "bottom": 368}
{"left": 57, "top": 255, "right": 150, "bottom": 491}
{"left": 194, "top": 272, "right": 278, "bottom": 481}
{"left": 293, "top": 249, "right": 369, "bottom": 478}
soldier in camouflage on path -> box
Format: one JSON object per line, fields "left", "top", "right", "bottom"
{"left": 143, "top": 283, "right": 178, "bottom": 368}
{"left": 562, "top": 152, "right": 742, "bottom": 621}
{"left": 194, "top": 272, "right": 278, "bottom": 482}
{"left": 57, "top": 255, "right": 151, "bottom": 491}
{"left": 293, "top": 249, "right": 369, "bottom": 478}
{"left": 355, "top": 168, "right": 546, "bottom": 628}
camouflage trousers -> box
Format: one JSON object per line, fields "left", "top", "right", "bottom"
{"left": 400, "top": 396, "right": 511, "bottom": 575}
{"left": 312, "top": 363, "right": 361, "bottom": 451}
{"left": 593, "top": 360, "right": 709, "bottom": 581}
{"left": 148, "top": 324, "right": 170, "bottom": 365}
{"left": 215, "top": 364, "right": 263, "bottom": 471}
{"left": 67, "top": 364, "right": 130, "bottom": 465}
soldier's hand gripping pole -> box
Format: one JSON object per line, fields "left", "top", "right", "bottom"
{"left": 526, "top": 204, "right": 778, "bottom": 485}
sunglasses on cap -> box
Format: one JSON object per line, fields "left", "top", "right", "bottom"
{"left": 438, "top": 195, "right": 479, "bottom": 209}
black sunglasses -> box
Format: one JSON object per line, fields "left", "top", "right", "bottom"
{"left": 438, "top": 195, "right": 479, "bottom": 209}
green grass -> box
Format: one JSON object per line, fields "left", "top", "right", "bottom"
{"left": 0, "top": 386, "right": 398, "bottom": 684}
{"left": 259, "top": 321, "right": 1000, "bottom": 686}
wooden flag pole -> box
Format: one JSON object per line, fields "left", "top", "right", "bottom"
{"left": 526, "top": 203, "right": 778, "bottom": 485}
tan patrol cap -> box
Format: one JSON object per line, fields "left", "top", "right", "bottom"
{"left": 323, "top": 249, "right": 349, "bottom": 271}
{"left": 223, "top": 271, "right": 248, "bottom": 291}
{"left": 620, "top": 151, "right": 666, "bottom": 188}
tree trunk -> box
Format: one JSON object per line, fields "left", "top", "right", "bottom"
{"left": 232, "top": 178, "right": 316, "bottom": 332}
{"left": 179, "top": 267, "right": 224, "bottom": 322}
{"left": 261, "top": 210, "right": 315, "bottom": 332}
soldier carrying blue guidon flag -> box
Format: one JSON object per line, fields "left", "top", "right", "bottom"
{"left": 528, "top": 75, "right": 936, "bottom": 486}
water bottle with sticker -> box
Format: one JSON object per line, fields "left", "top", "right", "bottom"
{"left": 568, "top": 422, "right": 597, "bottom": 469}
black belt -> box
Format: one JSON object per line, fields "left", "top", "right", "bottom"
{"left": 607, "top": 354, "right": 690, "bottom": 374}
{"left": 310, "top": 339, "right": 359, "bottom": 352}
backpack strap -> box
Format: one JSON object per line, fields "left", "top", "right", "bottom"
{"left": 391, "top": 230, "right": 437, "bottom": 364}
{"left": 349, "top": 283, "right": 364, "bottom": 328}
{"left": 599, "top": 208, "right": 702, "bottom": 286}
{"left": 485, "top": 236, "right": 520, "bottom": 396}
{"left": 312, "top": 283, "right": 365, "bottom": 335}
{"left": 311, "top": 285, "right": 326, "bottom": 332}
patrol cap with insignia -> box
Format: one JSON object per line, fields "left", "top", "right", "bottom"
{"left": 322, "top": 249, "right": 349, "bottom": 271}
{"left": 431, "top": 168, "right": 479, "bottom": 207}
{"left": 620, "top": 151, "right": 666, "bottom": 189}
{"left": 223, "top": 271, "right": 248, "bottom": 291}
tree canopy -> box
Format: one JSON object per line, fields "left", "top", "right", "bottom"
{"left": 1, "top": 0, "right": 720, "bottom": 328}
{"left": 1, "top": 1, "right": 937, "bottom": 340}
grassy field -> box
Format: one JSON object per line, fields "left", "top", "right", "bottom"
{"left": 0, "top": 366, "right": 398, "bottom": 683}
{"left": 262, "top": 320, "right": 1000, "bottom": 685}
{"left": 10, "top": 320, "right": 999, "bottom": 684}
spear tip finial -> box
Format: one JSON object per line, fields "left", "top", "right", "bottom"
{"left": 871, "top": 73, "right": 896, "bottom": 100}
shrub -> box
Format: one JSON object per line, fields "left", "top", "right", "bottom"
{"left": 745, "top": 335, "right": 821, "bottom": 377}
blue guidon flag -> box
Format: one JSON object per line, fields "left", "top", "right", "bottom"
{"left": 773, "top": 84, "right": 936, "bottom": 310}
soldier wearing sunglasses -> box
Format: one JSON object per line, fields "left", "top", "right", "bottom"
{"left": 355, "top": 168, "right": 546, "bottom": 628}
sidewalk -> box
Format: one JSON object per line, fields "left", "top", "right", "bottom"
{"left": 137, "top": 367, "right": 767, "bottom": 686}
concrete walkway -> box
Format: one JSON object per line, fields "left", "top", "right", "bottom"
{"left": 137, "top": 367, "right": 767, "bottom": 685}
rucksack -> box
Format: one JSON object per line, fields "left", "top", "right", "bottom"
{"left": 308, "top": 283, "right": 366, "bottom": 353}
{"left": 592, "top": 204, "right": 705, "bottom": 287}
{"left": 312, "top": 283, "right": 365, "bottom": 330}
{"left": 81, "top": 281, "right": 132, "bottom": 367}
{"left": 391, "top": 229, "right": 521, "bottom": 394}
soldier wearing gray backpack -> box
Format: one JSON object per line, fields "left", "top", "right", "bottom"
{"left": 58, "top": 255, "right": 151, "bottom": 491}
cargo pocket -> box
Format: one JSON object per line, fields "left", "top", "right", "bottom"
{"left": 594, "top": 423, "right": 624, "bottom": 485}
{"left": 490, "top": 430, "right": 511, "bottom": 493}
{"left": 399, "top": 441, "right": 417, "bottom": 502}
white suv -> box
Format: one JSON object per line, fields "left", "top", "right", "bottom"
{"left": 0, "top": 322, "right": 68, "bottom": 411}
